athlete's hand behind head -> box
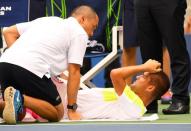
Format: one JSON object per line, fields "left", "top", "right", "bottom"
{"left": 143, "top": 59, "right": 162, "bottom": 73}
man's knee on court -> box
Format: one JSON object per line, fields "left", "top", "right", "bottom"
{"left": 54, "top": 103, "right": 64, "bottom": 121}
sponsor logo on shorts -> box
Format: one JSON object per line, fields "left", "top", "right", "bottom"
{"left": 56, "top": 96, "right": 60, "bottom": 101}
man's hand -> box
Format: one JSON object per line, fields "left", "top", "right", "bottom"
{"left": 143, "top": 59, "right": 162, "bottom": 73}
{"left": 68, "top": 110, "right": 81, "bottom": 120}
{"left": 3, "top": 25, "right": 20, "bottom": 47}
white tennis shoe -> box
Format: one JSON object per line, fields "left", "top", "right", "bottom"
{"left": 3, "top": 86, "right": 23, "bottom": 124}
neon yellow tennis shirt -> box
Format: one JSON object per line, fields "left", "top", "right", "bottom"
{"left": 76, "top": 85, "right": 147, "bottom": 120}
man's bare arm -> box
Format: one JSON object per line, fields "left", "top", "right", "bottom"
{"left": 110, "top": 59, "right": 161, "bottom": 96}
{"left": 67, "top": 63, "right": 80, "bottom": 104}
{"left": 67, "top": 63, "right": 81, "bottom": 120}
{"left": 2, "top": 25, "right": 20, "bottom": 48}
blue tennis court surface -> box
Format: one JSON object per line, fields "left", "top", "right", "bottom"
{"left": 1, "top": 123, "right": 191, "bottom": 131}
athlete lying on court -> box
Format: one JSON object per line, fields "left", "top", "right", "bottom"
{"left": 62, "top": 59, "right": 169, "bottom": 119}
{"left": 21, "top": 59, "right": 170, "bottom": 121}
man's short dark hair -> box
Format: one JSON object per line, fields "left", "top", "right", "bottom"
{"left": 149, "top": 71, "right": 170, "bottom": 99}
{"left": 71, "top": 5, "right": 97, "bottom": 18}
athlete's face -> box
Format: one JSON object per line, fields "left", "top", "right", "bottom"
{"left": 130, "top": 73, "right": 151, "bottom": 94}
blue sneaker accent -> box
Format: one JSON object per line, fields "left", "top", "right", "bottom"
{"left": 14, "top": 89, "right": 23, "bottom": 118}
{"left": 3, "top": 86, "right": 23, "bottom": 124}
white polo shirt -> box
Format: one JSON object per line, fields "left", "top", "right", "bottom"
{"left": 0, "top": 17, "right": 88, "bottom": 78}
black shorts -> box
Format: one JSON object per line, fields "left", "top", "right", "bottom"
{"left": 123, "top": 0, "right": 138, "bottom": 48}
{"left": 0, "top": 62, "right": 61, "bottom": 106}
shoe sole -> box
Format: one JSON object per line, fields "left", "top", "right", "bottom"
{"left": 3, "top": 86, "right": 16, "bottom": 124}
{"left": 162, "top": 109, "right": 190, "bottom": 115}
{"left": 161, "top": 100, "right": 171, "bottom": 104}
{"left": 163, "top": 111, "right": 190, "bottom": 115}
